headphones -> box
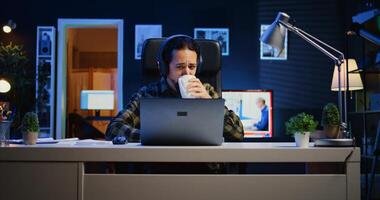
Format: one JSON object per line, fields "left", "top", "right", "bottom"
{"left": 157, "top": 34, "right": 203, "bottom": 77}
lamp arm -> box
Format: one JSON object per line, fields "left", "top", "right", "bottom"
{"left": 296, "top": 26, "right": 345, "bottom": 58}
{"left": 278, "top": 20, "right": 345, "bottom": 65}
{"left": 278, "top": 20, "right": 347, "bottom": 131}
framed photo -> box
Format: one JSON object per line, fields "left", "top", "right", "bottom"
{"left": 260, "top": 24, "right": 287, "bottom": 60}
{"left": 194, "top": 28, "right": 229, "bottom": 56}
{"left": 135, "top": 25, "right": 162, "bottom": 60}
{"left": 38, "top": 27, "right": 54, "bottom": 56}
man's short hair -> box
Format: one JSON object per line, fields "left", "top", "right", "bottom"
{"left": 160, "top": 35, "right": 201, "bottom": 74}
{"left": 257, "top": 97, "right": 266, "bottom": 104}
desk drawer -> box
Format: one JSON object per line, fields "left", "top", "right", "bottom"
{"left": 0, "top": 162, "right": 78, "bottom": 200}
{"left": 84, "top": 174, "right": 346, "bottom": 200}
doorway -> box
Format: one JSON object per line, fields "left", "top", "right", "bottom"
{"left": 57, "top": 19, "right": 124, "bottom": 139}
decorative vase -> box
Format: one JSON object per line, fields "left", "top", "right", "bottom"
{"left": 23, "top": 131, "right": 38, "bottom": 145}
{"left": 323, "top": 125, "right": 340, "bottom": 138}
{"left": 294, "top": 132, "right": 310, "bottom": 148}
{"left": 0, "top": 120, "right": 12, "bottom": 147}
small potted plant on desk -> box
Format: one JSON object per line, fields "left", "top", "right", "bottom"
{"left": 321, "top": 103, "right": 340, "bottom": 138}
{"left": 21, "top": 112, "right": 39, "bottom": 145}
{"left": 286, "top": 112, "right": 318, "bottom": 148}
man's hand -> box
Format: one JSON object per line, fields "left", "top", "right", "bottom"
{"left": 186, "top": 78, "right": 212, "bottom": 99}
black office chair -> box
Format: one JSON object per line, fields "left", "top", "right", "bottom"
{"left": 67, "top": 113, "right": 104, "bottom": 139}
{"left": 141, "top": 38, "right": 222, "bottom": 96}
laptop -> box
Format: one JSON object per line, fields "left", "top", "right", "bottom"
{"left": 140, "top": 98, "right": 225, "bottom": 146}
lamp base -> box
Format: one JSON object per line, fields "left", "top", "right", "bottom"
{"left": 314, "top": 138, "right": 354, "bottom": 147}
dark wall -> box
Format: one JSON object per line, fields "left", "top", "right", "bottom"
{"left": 1, "top": 0, "right": 358, "bottom": 138}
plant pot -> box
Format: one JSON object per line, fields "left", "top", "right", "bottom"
{"left": 23, "top": 131, "right": 38, "bottom": 145}
{"left": 294, "top": 132, "right": 310, "bottom": 148}
{"left": 323, "top": 125, "right": 340, "bottom": 138}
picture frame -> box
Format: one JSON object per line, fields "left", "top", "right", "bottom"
{"left": 135, "top": 25, "right": 162, "bottom": 60}
{"left": 194, "top": 28, "right": 229, "bottom": 56}
{"left": 38, "top": 27, "right": 54, "bottom": 56}
{"left": 260, "top": 24, "right": 288, "bottom": 60}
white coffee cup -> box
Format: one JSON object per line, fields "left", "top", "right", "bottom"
{"left": 178, "top": 75, "right": 196, "bottom": 98}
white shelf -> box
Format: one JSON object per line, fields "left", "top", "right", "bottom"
{"left": 35, "top": 26, "right": 56, "bottom": 139}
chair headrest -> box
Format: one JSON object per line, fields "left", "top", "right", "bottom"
{"left": 141, "top": 38, "right": 165, "bottom": 73}
{"left": 196, "top": 39, "right": 221, "bottom": 74}
{"left": 141, "top": 38, "right": 221, "bottom": 74}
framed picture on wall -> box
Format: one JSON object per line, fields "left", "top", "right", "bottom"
{"left": 260, "top": 24, "right": 287, "bottom": 60}
{"left": 194, "top": 28, "right": 229, "bottom": 56}
{"left": 38, "top": 28, "right": 53, "bottom": 56}
{"left": 135, "top": 25, "right": 162, "bottom": 60}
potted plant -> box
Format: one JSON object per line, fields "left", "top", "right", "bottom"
{"left": 0, "top": 42, "right": 35, "bottom": 138}
{"left": 21, "top": 112, "right": 39, "bottom": 145}
{"left": 321, "top": 103, "right": 340, "bottom": 138}
{"left": 286, "top": 112, "right": 318, "bottom": 148}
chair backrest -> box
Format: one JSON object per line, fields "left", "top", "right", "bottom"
{"left": 141, "top": 38, "right": 222, "bottom": 96}
{"left": 67, "top": 113, "right": 104, "bottom": 139}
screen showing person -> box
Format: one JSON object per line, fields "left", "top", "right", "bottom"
{"left": 254, "top": 97, "right": 268, "bottom": 131}
{"left": 222, "top": 90, "right": 273, "bottom": 138}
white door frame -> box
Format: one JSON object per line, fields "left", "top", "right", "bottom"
{"left": 57, "top": 19, "right": 124, "bottom": 139}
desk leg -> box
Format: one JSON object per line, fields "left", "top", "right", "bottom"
{"left": 78, "top": 162, "right": 84, "bottom": 200}
{"left": 346, "top": 161, "right": 360, "bottom": 200}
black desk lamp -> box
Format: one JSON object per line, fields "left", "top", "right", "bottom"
{"left": 260, "top": 12, "right": 353, "bottom": 146}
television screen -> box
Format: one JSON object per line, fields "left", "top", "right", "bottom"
{"left": 222, "top": 90, "right": 273, "bottom": 138}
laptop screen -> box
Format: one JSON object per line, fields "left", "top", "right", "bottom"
{"left": 222, "top": 90, "right": 273, "bottom": 138}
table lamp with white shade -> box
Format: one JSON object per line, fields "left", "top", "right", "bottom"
{"left": 80, "top": 90, "right": 114, "bottom": 117}
{"left": 331, "top": 59, "right": 363, "bottom": 92}
{"left": 331, "top": 59, "right": 363, "bottom": 131}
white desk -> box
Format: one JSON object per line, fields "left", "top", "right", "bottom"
{"left": 0, "top": 142, "right": 360, "bottom": 200}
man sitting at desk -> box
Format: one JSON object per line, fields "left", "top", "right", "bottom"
{"left": 105, "top": 35, "right": 244, "bottom": 142}
{"left": 253, "top": 97, "right": 268, "bottom": 131}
